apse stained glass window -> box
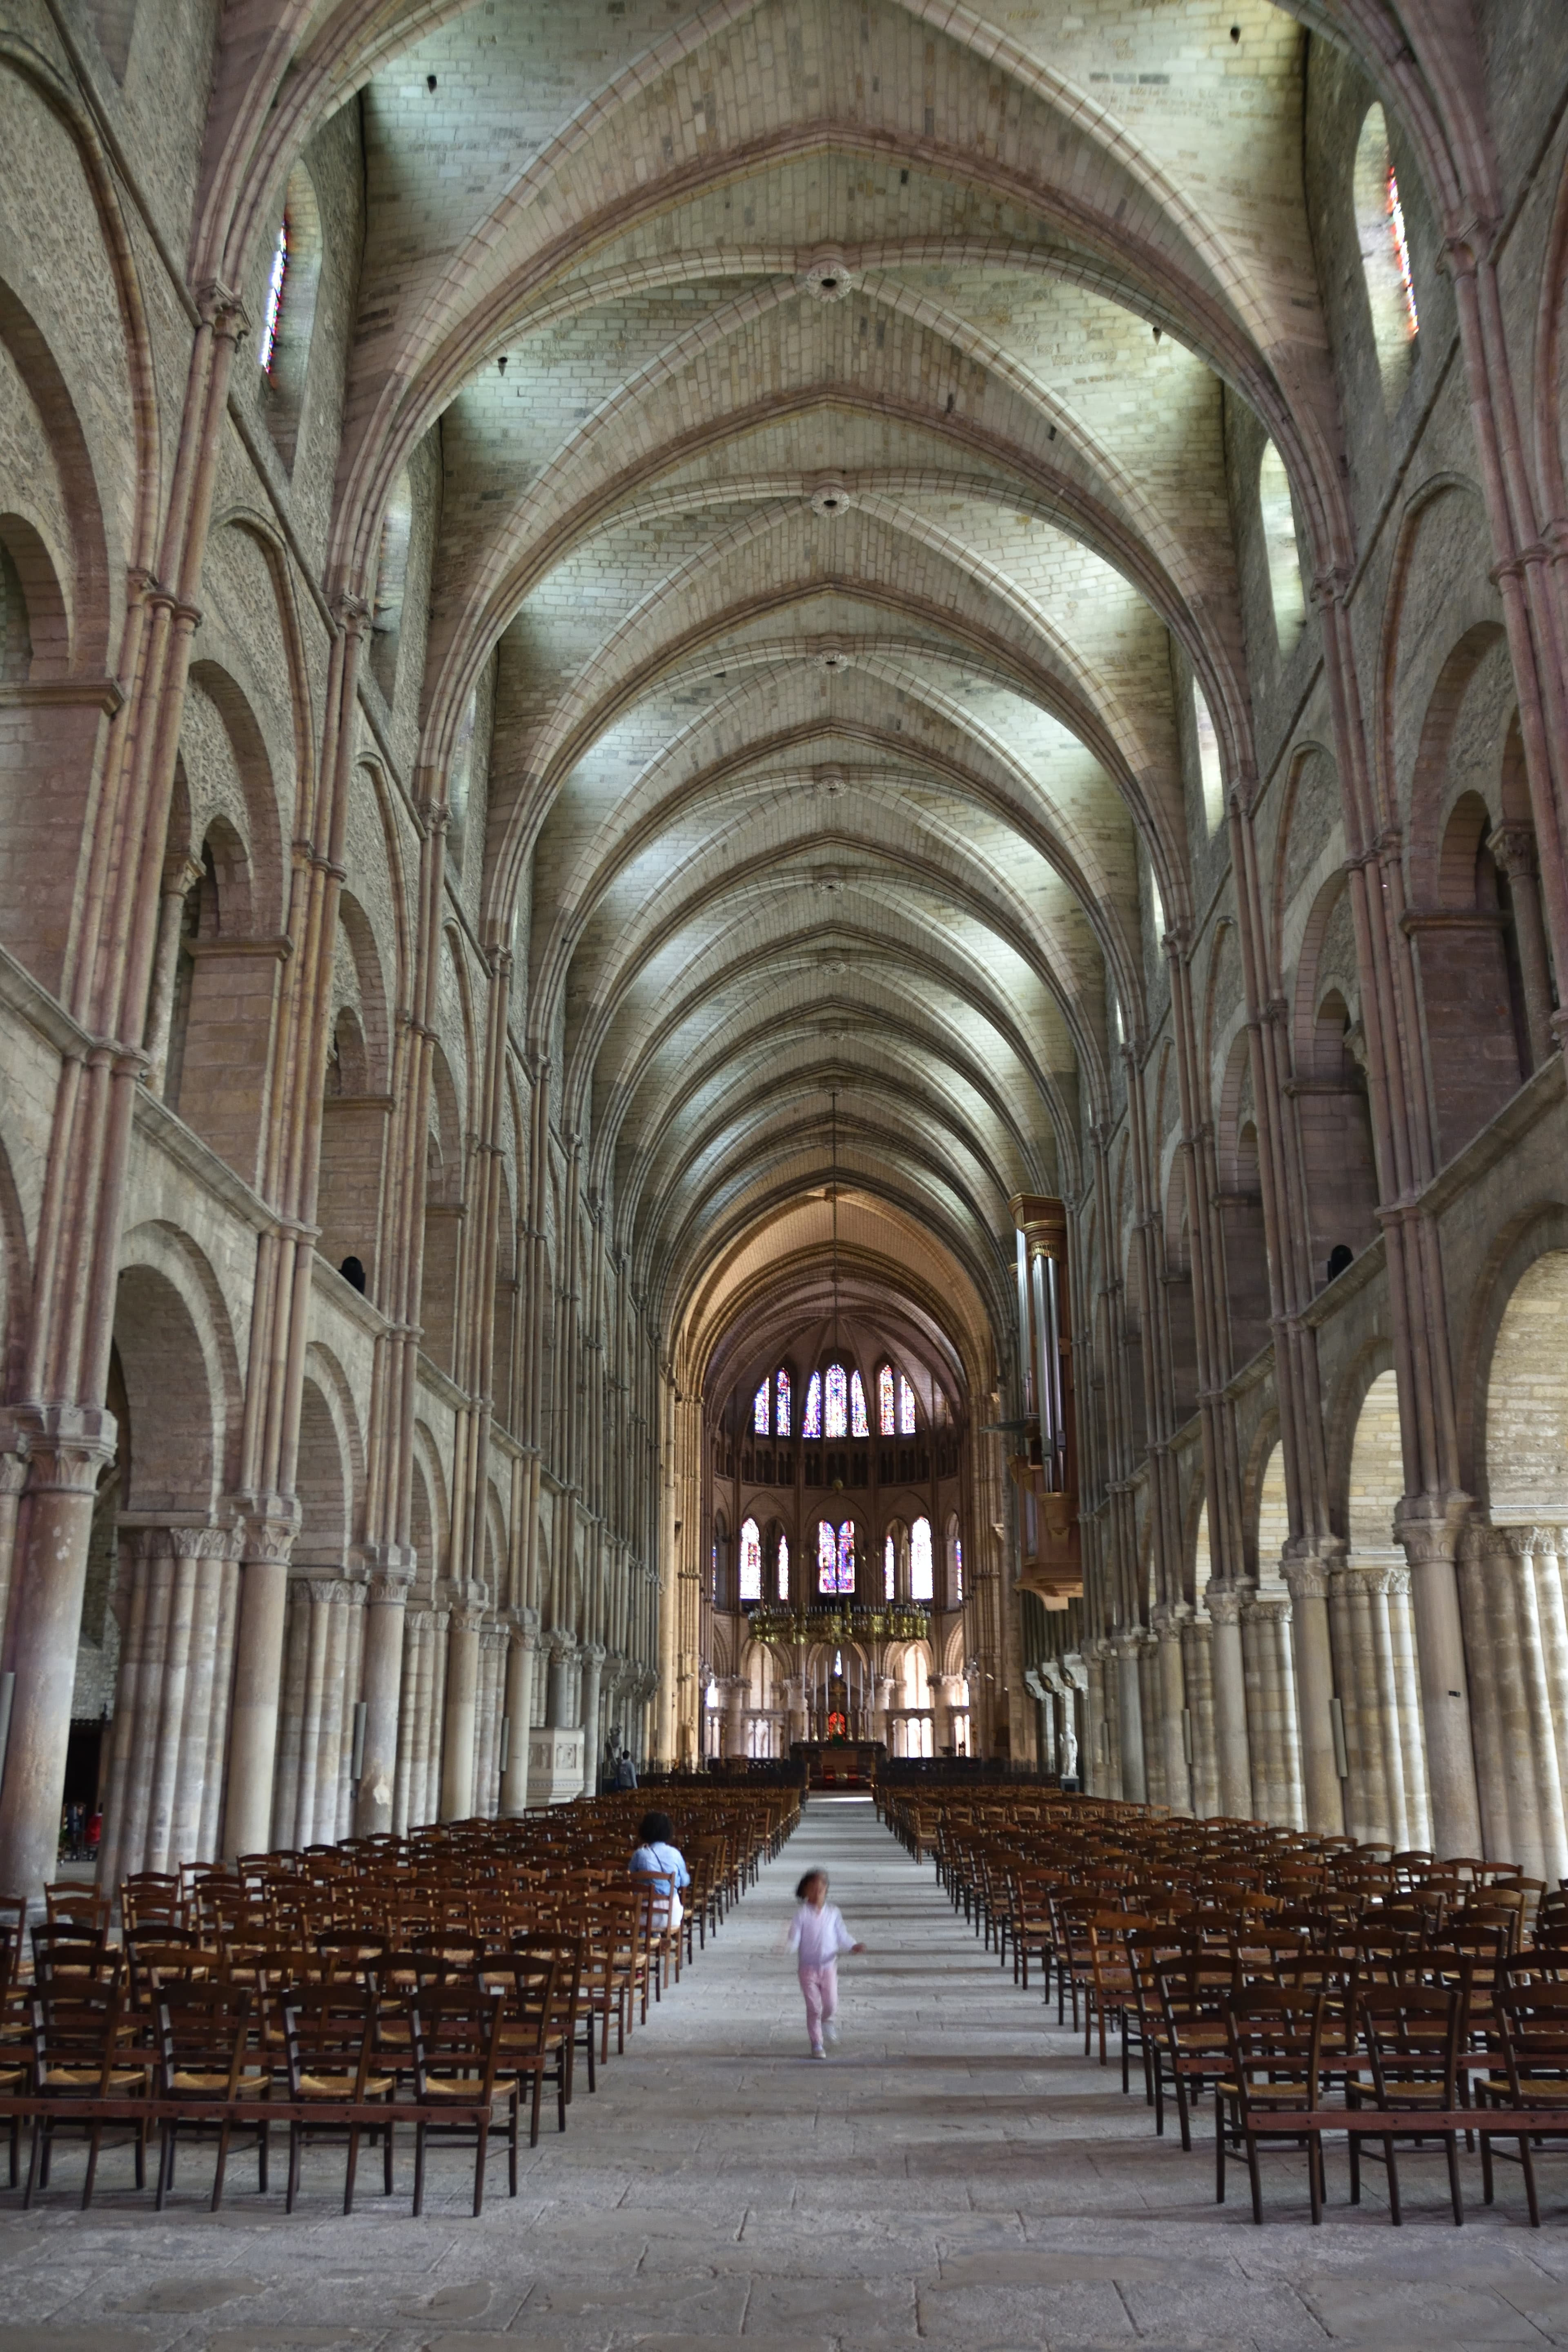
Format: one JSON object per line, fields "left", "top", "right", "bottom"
{"left": 825, "top": 1363, "right": 848, "bottom": 1439}
{"left": 818, "top": 1518, "right": 854, "bottom": 1594}
{"left": 775, "top": 1368, "right": 791, "bottom": 1437}
{"left": 898, "top": 1372, "right": 917, "bottom": 1436}
{"left": 850, "top": 1370, "right": 869, "bottom": 1439}
{"left": 803, "top": 1371, "right": 822, "bottom": 1438}
{"left": 753, "top": 1381, "right": 769, "bottom": 1435}
{"left": 953, "top": 1532, "right": 963, "bottom": 1601}
{"left": 739, "top": 1518, "right": 762, "bottom": 1601}
{"left": 259, "top": 219, "right": 289, "bottom": 373}
{"left": 878, "top": 1363, "right": 895, "bottom": 1436}
{"left": 776, "top": 1532, "right": 790, "bottom": 1601}
{"left": 911, "top": 1516, "right": 934, "bottom": 1601}
{"left": 884, "top": 1532, "right": 895, "bottom": 1600}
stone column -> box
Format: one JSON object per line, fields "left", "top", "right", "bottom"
{"left": 1113, "top": 1633, "right": 1147, "bottom": 1803}
{"left": 0, "top": 1409, "right": 116, "bottom": 1909}
{"left": 355, "top": 1554, "right": 412, "bottom": 1836}
{"left": 716, "top": 1670, "right": 743, "bottom": 1762}
{"left": 499, "top": 1608, "right": 540, "bottom": 1815}
{"left": 440, "top": 1602, "right": 484, "bottom": 1822}
{"left": 1205, "top": 1584, "right": 1253, "bottom": 1818}
{"left": 1180, "top": 1613, "right": 1218, "bottom": 1817}
{"left": 1461, "top": 1526, "right": 1568, "bottom": 1882}
{"left": 546, "top": 1629, "right": 577, "bottom": 1727}
{"left": 1489, "top": 823, "right": 1556, "bottom": 1070}
{"left": 1151, "top": 1607, "right": 1192, "bottom": 1813}
{"left": 473, "top": 1625, "right": 507, "bottom": 1817}
{"left": 1331, "top": 1561, "right": 1431, "bottom": 1851}
{"left": 223, "top": 1509, "right": 296, "bottom": 1860}
{"left": 1395, "top": 1504, "right": 1481, "bottom": 1858}
{"left": 396, "top": 1608, "right": 438, "bottom": 1832}
{"left": 1283, "top": 1552, "right": 1344, "bottom": 1833}
{"left": 276, "top": 1577, "right": 356, "bottom": 1851}
{"left": 335, "top": 1590, "right": 366, "bottom": 1842}
{"left": 1241, "top": 1593, "right": 1304, "bottom": 1829}
{"left": 873, "top": 1673, "right": 897, "bottom": 1749}
{"left": 104, "top": 1524, "right": 242, "bottom": 1878}
{"left": 0, "top": 1429, "right": 31, "bottom": 1675}
{"left": 1137, "top": 1632, "right": 1165, "bottom": 1806}
{"left": 1082, "top": 1640, "right": 1112, "bottom": 1796}
{"left": 579, "top": 1642, "right": 607, "bottom": 1791}
{"left": 141, "top": 850, "right": 202, "bottom": 1096}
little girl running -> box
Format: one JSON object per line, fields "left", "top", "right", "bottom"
{"left": 787, "top": 1869, "right": 864, "bottom": 2058}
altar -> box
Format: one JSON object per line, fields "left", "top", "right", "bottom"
{"left": 791, "top": 1739, "right": 885, "bottom": 1789}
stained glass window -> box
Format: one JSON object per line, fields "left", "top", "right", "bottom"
{"left": 753, "top": 1381, "right": 769, "bottom": 1435}
{"left": 850, "top": 1370, "right": 869, "bottom": 1438}
{"left": 775, "top": 1367, "right": 791, "bottom": 1437}
{"left": 953, "top": 1531, "right": 964, "bottom": 1601}
{"left": 739, "top": 1517, "right": 762, "bottom": 1601}
{"left": 803, "top": 1371, "right": 822, "bottom": 1438}
{"left": 1387, "top": 164, "right": 1418, "bottom": 334}
{"left": 878, "top": 1363, "right": 895, "bottom": 1436}
{"left": 259, "top": 218, "right": 289, "bottom": 374}
{"left": 825, "top": 1363, "right": 848, "bottom": 1439}
{"left": 884, "top": 1532, "right": 895, "bottom": 1600}
{"left": 777, "top": 1532, "right": 790, "bottom": 1601}
{"left": 898, "top": 1372, "right": 917, "bottom": 1436}
{"left": 911, "top": 1517, "right": 933, "bottom": 1601}
{"left": 818, "top": 1517, "right": 854, "bottom": 1593}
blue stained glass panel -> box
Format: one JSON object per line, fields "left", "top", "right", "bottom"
{"left": 803, "top": 1372, "right": 821, "bottom": 1438}
{"left": 825, "top": 1363, "right": 847, "bottom": 1438}
{"left": 775, "top": 1368, "right": 791, "bottom": 1436}
{"left": 850, "top": 1370, "right": 868, "bottom": 1438}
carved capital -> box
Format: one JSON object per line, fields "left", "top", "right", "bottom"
{"left": 1203, "top": 1581, "right": 1243, "bottom": 1625}
{"left": 11, "top": 1403, "right": 117, "bottom": 1491}
{"left": 1393, "top": 1492, "right": 1472, "bottom": 1564}
{"left": 1281, "top": 1558, "right": 1332, "bottom": 1602}
{"left": 1488, "top": 822, "right": 1537, "bottom": 880}
{"left": 1244, "top": 1593, "right": 1293, "bottom": 1625}
{"left": 1340, "top": 1560, "right": 1410, "bottom": 1597}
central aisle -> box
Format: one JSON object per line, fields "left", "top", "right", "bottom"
{"left": 2, "top": 1795, "right": 1567, "bottom": 2349}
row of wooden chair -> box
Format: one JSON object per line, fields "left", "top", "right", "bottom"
{"left": 895, "top": 1784, "right": 1568, "bottom": 2225}
{"left": 0, "top": 1785, "right": 798, "bottom": 2212}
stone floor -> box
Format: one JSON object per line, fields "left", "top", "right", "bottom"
{"left": 4, "top": 1795, "right": 1568, "bottom": 2350}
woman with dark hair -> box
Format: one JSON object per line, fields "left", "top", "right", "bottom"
{"left": 630, "top": 1809, "right": 690, "bottom": 1932}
